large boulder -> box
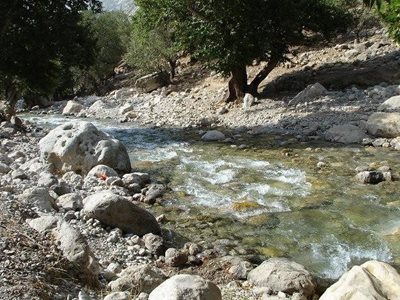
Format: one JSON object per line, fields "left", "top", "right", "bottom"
{"left": 135, "top": 72, "right": 170, "bottom": 93}
{"left": 378, "top": 95, "right": 400, "bottom": 112}
{"left": 108, "top": 264, "right": 166, "bottom": 294}
{"left": 39, "top": 122, "right": 131, "bottom": 175}
{"left": 82, "top": 191, "right": 161, "bottom": 235}
{"left": 149, "top": 274, "right": 222, "bottom": 300}
{"left": 247, "top": 258, "right": 316, "bottom": 297}
{"left": 325, "top": 124, "right": 366, "bottom": 144}
{"left": 288, "top": 83, "right": 327, "bottom": 106}
{"left": 366, "top": 112, "right": 400, "bottom": 138}
{"left": 320, "top": 260, "right": 400, "bottom": 300}
{"left": 62, "top": 100, "right": 84, "bottom": 115}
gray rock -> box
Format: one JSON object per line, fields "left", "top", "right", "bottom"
{"left": 201, "top": 130, "right": 226, "bottom": 141}
{"left": 119, "top": 104, "right": 134, "bottom": 115}
{"left": 38, "top": 172, "right": 58, "bottom": 187}
{"left": 104, "top": 292, "right": 131, "bottom": 300}
{"left": 0, "top": 162, "right": 11, "bottom": 174}
{"left": 108, "top": 264, "right": 166, "bottom": 294}
{"left": 11, "top": 169, "right": 28, "bottom": 180}
{"left": 28, "top": 216, "right": 60, "bottom": 234}
{"left": 355, "top": 171, "right": 385, "bottom": 184}
{"left": 243, "top": 94, "right": 256, "bottom": 109}
{"left": 122, "top": 172, "right": 151, "bottom": 187}
{"left": 62, "top": 100, "right": 84, "bottom": 115}
{"left": 19, "top": 187, "right": 57, "bottom": 213}
{"left": 87, "top": 164, "right": 119, "bottom": 178}
{"left": 52, "top": 221, "right": 99, "bottom": 279}
{"left": 288, "top": 83, "right": 327, "bottom": 106}
{"left": 144, "top": 184, "right": 166, "bottom": 204}
{"left": 82, "top": 191, "right": 161, "bottom": 235}
{"left": 247, "top": 258, "right": 316, "bottom": 297}
{"left": 367, "top": 112, "right": 400, "bottom": 138}
{"left": 378, "top": 95, "right": 400, "bottom": 112}
{"left": 56, "top": 193, "right": 83, "bottom": 211}
{"left": 165, "top": 248, "right": 188, "bottom": 267}
{"left": 149, "top": 274, "right": 222, "bottom": 300}
{"left": 325, "top": 124, "right": 366, "bottom": 144}
{"left": 39, "top": 122, "right": 131, "bottom": 175}
{"left": 143, "top": 233, "right": 164, "bottom": 255}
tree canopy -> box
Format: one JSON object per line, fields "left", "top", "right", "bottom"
{"left": 134, "top": 0, "right": 352, "bottom": 101}
{"left": 0, "top": 0, "right": 101, "bottom": 120}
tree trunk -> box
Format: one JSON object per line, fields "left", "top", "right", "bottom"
{"left": 248, "top": 56, "right": 280, "bottom": 96}
{"left": 225, "top": 65, "right": 248, "bottom": 103}
{"left": 168, "top": 59, "right": 177, "bottom": 79}
{"left": 1, "top": 81, "right": 18, "bottom": 121}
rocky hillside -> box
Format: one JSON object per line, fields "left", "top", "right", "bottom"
{"left": 101, "top": 0, "right": 136, "bottom": 14}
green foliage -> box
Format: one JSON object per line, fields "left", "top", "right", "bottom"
{"left": 0, "top": 0, "right": 101, "bottom": 101}
{"left": 124, "top": 7, "right": 178, "bottom": 76}
{"left": 379, "top": 0, "right": 400, "bottom": 42}
{"left": 134, "top": 0, "right": 352, "bottom": 76}
{"left": 71, "top": 11, "right": 132, "bottom": 94}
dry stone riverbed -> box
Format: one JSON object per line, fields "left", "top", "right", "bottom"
{"left": 25, "top": 114, "right": 400, "bottom": 281}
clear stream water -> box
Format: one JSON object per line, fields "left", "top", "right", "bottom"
{"left": 26, "top": 114, "right": 400, "bottom": 279}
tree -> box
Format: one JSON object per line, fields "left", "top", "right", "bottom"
{"left": 125, "top": 7, "right": 178, "bottom": 78}
{"left": 0, "top": 0, "right": 101, "bottom": 121}
{"left": 71, "top": 11, "right": 132, "bottom": 94}
{"left": 134, "top": 0, "right": 351, "bottom": 102}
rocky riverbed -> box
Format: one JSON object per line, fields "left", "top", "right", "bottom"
{"left": 3, "top": 28, "right": 400, "bottom": 300}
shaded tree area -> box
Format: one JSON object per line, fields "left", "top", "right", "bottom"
{"left": 0, "top": 0, "right": 101, "bottom": 121}
{"left": 134, "top": 0, "right": 353, "bottom": 103}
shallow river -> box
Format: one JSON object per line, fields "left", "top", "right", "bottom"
{"left": 26, "top": 114, "right": 400, "bottom": 279}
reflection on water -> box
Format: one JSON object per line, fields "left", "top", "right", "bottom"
{"left": 23, "top": 114, "right": 400, "bottom": 279}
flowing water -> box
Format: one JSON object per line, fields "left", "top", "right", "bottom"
{"left": 26, "top": 114, "right": 400, "bottom": 279}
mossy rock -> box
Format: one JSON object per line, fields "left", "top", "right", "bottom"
{"left": 257, "top": 246, "right": 285, "bottom": 258}
{"left": 232, "top": 201, "right": 262, "bottom": 212}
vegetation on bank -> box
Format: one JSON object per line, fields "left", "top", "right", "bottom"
{"left": 0, "top": 0, "right": 399, "bottom": 121}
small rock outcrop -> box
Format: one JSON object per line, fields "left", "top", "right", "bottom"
{"left": 149, "top": 274, "right": 222, "bottom": 300}
{"left": 39, "top": 122, "right": 131, "bottom": 175}
{"left": 247, "top": 258, "right": 316, "bottom": 297}
{"left": 320, "top": 261, "right": 400, "bottom": 300}
{"left": 82, "top": 191, "right": 161, "bottom": 235}
{"left": 367, "top": 112, "right": 400, "bottom": 138}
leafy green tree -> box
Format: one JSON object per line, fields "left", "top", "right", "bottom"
{"left": 0, "top": 0, "right": 101, "bottom": 120}
{"left": 71, "top": 11, "right": 132, "bottom": 94}
{"left": 134, "top": 0, "right": 351, "bottom": 102}
{"left": 125, "top": 9, "right": 178, "bottom": 78}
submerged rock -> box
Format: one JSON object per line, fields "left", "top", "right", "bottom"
{"left": 39, "top": 122, "right": 131, "bottom": 175}
{"left": 320, "top": 261, "right": 400, "bottom": 299}
{"left": 149, "top": 274, "right": 222, "bottom": 300}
